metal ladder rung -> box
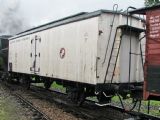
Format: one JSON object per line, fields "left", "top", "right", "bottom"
{"left": 106, "top": 72, "right": 115, "bottom": 77}
{"left": 111, "top": 55, "right": 117, "bottom": 57}
{"left": 115, "top": 40, "right": 121, "bottom": 42}
{"left": 108, "top": 67, "right": 115, "bottom": 71}
{"left": 109, "top": 63, "right": 116, "bottom": 65}
{"left": 114, "top": 42, "right": 120, "bottom": 45}
{"left": 114, "top": 44, "right": 120, "bottom": 47}
{"left": 108, "top": 66, "right": 115, "bottom": 71}
{"left": 110, "top": 58, "right": 117, "bottom": 62}
{"left": 113, "top": 47, "right": 120, "bottom": 49}
{"left": 107, "top": 72, "right": 114, "bottom": 75}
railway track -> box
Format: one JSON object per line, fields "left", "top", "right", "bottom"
{"left": 2, "top": 82, "right": 160, "bottom": 120}
{"left": 27, "top": 85, "right": 144, "bottom": 120}
{"left": 13, "top": 93, "right": 51, "bottom": 120}
{"left": 2, "top": 82, "right": 131, "bottom": 120}
{"left": 1, "top": 82, "right": 51, "bottom": 120}
{"left": 30, "top": 85, "right": 160, "bottom": 120}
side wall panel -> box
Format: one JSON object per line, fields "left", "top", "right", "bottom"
{"left": 9, "top": 17, "right": 99, "bottom": 84}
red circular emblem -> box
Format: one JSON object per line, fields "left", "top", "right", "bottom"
{"left": 60, "top": 48, "right": 65, "bottom": 59}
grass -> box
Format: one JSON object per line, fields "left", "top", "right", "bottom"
{"left": 0, "top": 96, "right": 23, "bottom": 120}
{"left": 34, "top": 82, "right": 66, "bottom": 92}
{"left": 51, "top": 82, "right": 66, "bottom": 92}
{"left": 112, "top": 95, "right": 160, "bottom": 117}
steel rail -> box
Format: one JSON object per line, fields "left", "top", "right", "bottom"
{"left": 13, "top": 93, "right": 51, "bottom": 120}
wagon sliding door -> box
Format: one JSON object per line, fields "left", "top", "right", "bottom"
{"left": 30, "top": 35, "right": 41, "bottom": 74}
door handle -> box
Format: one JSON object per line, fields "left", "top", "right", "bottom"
{"left": 96, "top": 57, "right": 100, "bottom": 78}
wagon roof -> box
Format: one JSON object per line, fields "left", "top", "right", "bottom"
{"left": 10, "top": 9, "right": 142, "bottom": 40}
{"left": 129, "top": 5, "right": 160, "bottom": 15}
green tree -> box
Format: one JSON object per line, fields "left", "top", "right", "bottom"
{"left": 145, "top": 0, "right": 160, "bottom": 6}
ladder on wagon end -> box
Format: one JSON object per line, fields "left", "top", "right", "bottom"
{"left": 103, "top": 6, "right": 137, "bottom": 85}
{"left": 103, "top": 25, "right": 145, "bottom": 84}
{"left": 103, "top": 27, "right": 123, "bottom": 84}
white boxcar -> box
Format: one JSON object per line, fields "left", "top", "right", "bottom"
{"left": 8, "top": 10, "right": 145, "bottom": 86}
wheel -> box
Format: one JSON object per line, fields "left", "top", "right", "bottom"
{"left": 77, "top": 92, "right": 86, "bottom": 106}
{"left": 25, "top": 80, "right": 31, "bottom": 90}
{"left": 6, "top": 73, "right": 13, "bottom": 83}
{"left": 1, "top": 73, "right": 7, "bottom": 82}
{"left": 44, "top": 80, "right": 53, "bottom": 90}
{"left": 66, "top": 86, "right": 86, "bottom": 106}
{"left": 19, "top": 75, "right": 31, "bottom": 90}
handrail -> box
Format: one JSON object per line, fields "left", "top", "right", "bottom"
{"left": 103, "top": 4, "right": 118, "bottom": 64}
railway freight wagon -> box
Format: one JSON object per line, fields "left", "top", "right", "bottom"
{"left": 130, "top": 5, "right": 160, "bottom": 101}
{"left": 0, "top": 36, "right": 11, "bottom": 77}
{"left": 8, "top": 10, "right": 145, "bottom": 104}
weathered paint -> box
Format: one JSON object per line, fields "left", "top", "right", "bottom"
{"left": 8, "top": 11, "right": 145, "bottom": 85}
{"left": 9, "top": 17, "right": 99, "bottom": 84}
{"left": 144, "top": 9, "right": 160, "bottom": 100}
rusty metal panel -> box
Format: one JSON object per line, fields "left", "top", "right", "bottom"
{"left": 144, "top": 9, "right": 160, "bottom": 99}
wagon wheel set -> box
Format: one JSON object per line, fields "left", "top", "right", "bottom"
{"left": 5, "top": 73, "right": 88, "bottom": 105}
{"left": 6, "top": 74, "right": 52, "bottom": 90}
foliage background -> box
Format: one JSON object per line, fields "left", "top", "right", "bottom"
{"left": 145, "top": 0, "right": 160, "bottom": 6}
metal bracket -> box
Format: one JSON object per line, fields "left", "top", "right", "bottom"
{"left": 96, "top": 57, "right": 100, "bottom": 78}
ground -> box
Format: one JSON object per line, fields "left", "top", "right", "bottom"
{"left": 0, "top": 86, "right": 30, "bottom": 120}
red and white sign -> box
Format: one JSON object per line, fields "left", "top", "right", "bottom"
{"left": 60, "top": 48, "right": 65, "bottom": 59}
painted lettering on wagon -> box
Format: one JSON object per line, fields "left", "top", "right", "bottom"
{"left": 13, "top": 37, "right": 30, "bottom": 43}
{"left": 149, "top": 15, "right": 160, "bottom": 39}
{"left": 10, "top": 37, "right": 30, "bottom": 44}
